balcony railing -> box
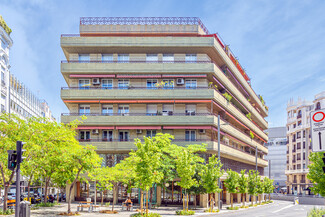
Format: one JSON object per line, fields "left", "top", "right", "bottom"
{"left": 61, "top": 86, "right": 209, "bottom": 90}
{"left": 62, "top": 112, "right": 210, "bottom": 116}
{"left": 61, "top": 60, "right": 212, "bottom": 64}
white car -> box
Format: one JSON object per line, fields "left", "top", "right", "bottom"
{"left": 7, "top": 192, "right": 16, "bottom": 200}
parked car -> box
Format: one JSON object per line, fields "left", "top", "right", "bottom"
{"left": 7, "top": 192, "right": 16, "bottom": 200}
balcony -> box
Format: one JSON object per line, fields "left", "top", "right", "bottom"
{"left": 285, "top": 169, "right": 309, "bottom": 174}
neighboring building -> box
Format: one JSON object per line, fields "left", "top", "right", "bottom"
{"left": 285, "top": 92, "right": 325, "bottom": 195}
{"left": 0, "top": 16, "right": 55, "bottom": 121}
{"left": 264, "top": 127, "right": 287, "bottom": 191}
{"left": 60, "top": 17, "right": 268, "bottom": 205}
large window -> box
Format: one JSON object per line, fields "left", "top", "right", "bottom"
{"left": 79, "top": 104, "right": 90, "bottom": 115}
{"left": 1, "top": 71, "right": 4, "bottom": 84}
{"left": 146, "top": 130, "right": 156, "bottom": 138}
{"left": 102, "top": 54, "right": 113, "bottom": 62}
{"left": 80, "top": 131, "right": 90, "bottom": 140}
{"left": 102, "top": 79, "right": 113, "bottom": 89}
{"left": 118, "top": 54, "right": 129, "bottom": 62}
{"left": 102, "top": 130, "right": 113, "bottom": 141}
{"left": 118, "top": 79, "right": 129, "bottom": 89}
{"left": 185, "top": 54, "right": 197, "bottom": 63}
{"left": 162, "top": 54, "right": 174, "bottom": 63}
{"left": 78, "top": 54, "right": 90, "bottom": 62}
{"left": 79, "top": 79, "right": 90, "bottom": 89}
{"left": 185, "top": 79, "right": 197, "bottom": 89}
{"left": 146, "top": 54, "right": 158, "bottom": 62}
{"left": 102, "top": 104, "right": 113, "bottom": 115}
{"left": 119, "top": 131, "right": 129, "bottom": 141}
{"left": 185, "top": 130, "right": 196, "bottom": 141}
{"left": 147, "top": 79, "right": 158, "bottom": 89}
{"left": 147, "top": 104, "right": 157, "bottom": 116}
{"left": 118, "top": 105, "right": 129, "bottom": 115}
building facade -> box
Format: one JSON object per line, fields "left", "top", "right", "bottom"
{"left": 264, "top": 127, "right": 287, "bottom": 191}
{"left": 286, "top": 92, "right": 325, "bottom": 195}
{"left": 60, "top": 17, "right": 269, "bottom": 204}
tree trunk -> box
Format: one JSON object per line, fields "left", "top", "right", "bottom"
{"left": 27, "top": 179, "right": 31, "bottom": 202}
{"left": 183, "top": 193, "right": 185, "bottom": 211}
{"left": 44, "top": 179, "right": 49, "bottom": 204}
{"left": 269, "top": 193, "right": 270, "bottom": 201}
{"left": 3, "top": 185, "right": 9, "bottom": 212}
{"left": 140, "top": 189, "right": 143, "bottom": 215}
{"left": 112, "top": 185, "right": 116, "bottom": 211}
{"left": 242, "top": 193, "right": 245, "bottom": 206}
{"left": 194, "top": 194, "right": 197, "bottom": 210}
{"left": 68, "top": 183, "right": 74, "bottom": 213}
{"left": 231, "top": 193, "right": 233, "bottom": 208}
{"left": 186, "top": 193, "right": 189, "bottom": 211}
{"left": 251, "top": 195, "right": 253, "bottom": 206}
{"left": 57, "top": 190, "right": 60, "bottom": 204}
{"left": 101, "top": 192, "right": 104, "bottom": 206}
{"left": 146, "top": 190, "right": 149, "bottom": 215}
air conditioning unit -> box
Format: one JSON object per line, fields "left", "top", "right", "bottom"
{"left": 162, "top": 111, "right": 169, "bottom": 116}
{"left": 92, "top": 78, "right": 100, "bottom": 85}
{"left": 92, "top": 129, "right": 99, "bottom": 134}
{"left": 136, "top": 130, "right": 142, "bottom": 134}
{"left": 176, "top": 78, "right": 184, "bottom": 85}
{"left": 199, "top": 129, "right": 206, "bottom": 134}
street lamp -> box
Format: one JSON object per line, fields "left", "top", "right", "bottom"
{"left": 165, "top": 183, "right": 169, "bottom": 188}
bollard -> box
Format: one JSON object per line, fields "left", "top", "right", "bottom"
{"left": 19, "top": 201, "right": 30, "bottom": 217}
{"left": 293, "top": 197, "right": 299, "bottom": 205}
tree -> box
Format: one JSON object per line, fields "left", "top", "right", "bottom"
{"left": 248, "top": 170, "right": 259, "bottom": 205}
{"left": 238, "top": 170, "right": 248, "bottom": 206}
{"left": 224, "top": 169, "right": 239, "bottom": 208}
{"left": 199, "top": 155, "right": 223, "bottom": 212}
{"left": 256, "top": 176, "right": 264, "bottom": 204}
{"left": 308, "top": 152, "right": 325, "bottom": 197}
{"left": 263, "top": 177, "right": 274, "bottom": 201}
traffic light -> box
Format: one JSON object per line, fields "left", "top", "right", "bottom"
{"left": 16, "top": 141, "right": 26, "bottom": 164}
{"left": 7, "top": 150, "right": 17, "bottom": 171}
{"left": 322, "top": 153, "right": 325, "bottom": 173}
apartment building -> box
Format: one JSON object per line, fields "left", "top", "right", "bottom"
{"left": 264, "top": 127, "right": 287, "bottom": 191}
{"left": 286, "top": 92, "right": 325, "bottom": 195}
{"left": 60, "top": 17, "right": 268, "bottom": 204}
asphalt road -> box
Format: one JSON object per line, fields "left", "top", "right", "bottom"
{"left": 208, "top": 200, "right": 323, "bottom": 217}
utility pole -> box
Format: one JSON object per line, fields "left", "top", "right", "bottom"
{"left": 217, "top": 115, "right": 221, "bottom": 210}
{"left": 255, "top": 145, "right": 258, "bottom": 173}
{"left": 269, "top": 160, "right": 271, "bottom": 178}
{"left": 15, "top": 141, "right": 25, "bottom": 217}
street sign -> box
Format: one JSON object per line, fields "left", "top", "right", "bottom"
{"left": 310, "top": 109, "right": 325, "bottom": 152}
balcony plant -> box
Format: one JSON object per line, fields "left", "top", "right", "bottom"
{"left": 223, "top": 92, "right": 232, "bottom": 102}
{"left": 246, "top": 113, "right": 252, "bottom": 121}
{"left": 250, "top": 131, "right": 254, "bottom": 139}
{"left": 0, "top": 16, "right": 12, "bottom": 35}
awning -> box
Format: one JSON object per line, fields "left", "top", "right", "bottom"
{"left": 69, "top": 74, "right": 115, "bottom": 78}
{"left": 162, "top": 74, "right": 207, "bottom": 78}
{"left": 163, "top": 126, "right": 211, "bottom": 130}
{"left": 116, "top": 74, "right": 161, "bottom": 78}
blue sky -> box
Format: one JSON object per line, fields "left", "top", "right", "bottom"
{"left": 1, "top": 0, "right": 325, "bottom": 126}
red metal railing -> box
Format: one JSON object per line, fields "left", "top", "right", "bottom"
{"left": 80, "top": 17, "right": 210, "bottom": 35}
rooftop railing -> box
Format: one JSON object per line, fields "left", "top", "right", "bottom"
{"left": 61, "top": 60, "right": 212, "bottom": 63}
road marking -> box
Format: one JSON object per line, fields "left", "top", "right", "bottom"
{"left": 272, "top": 204, "right": 294, "bottom": 213}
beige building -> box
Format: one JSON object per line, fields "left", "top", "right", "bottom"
{"left": 285, "top": 91, "right": 325, "bottom": 195}
{"left": 60, "top": 17, "right": 268, "bottom": 205}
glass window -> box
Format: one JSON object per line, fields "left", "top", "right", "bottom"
{"left": 185, "top": 54, "right": 197, "bottom": 63}
{"left": 185, "top": 79, "right": 197, "bottom": 89}
{"left": 185, "top": 130, "right": 196, "bottom": 141}
{"left": 80, "top": 131, "right": 90, "bottom": 140}
{"left": 102, "top": 104, "right": 113, "bottom": 115}
{"left": 118, "top": 105, "right": 129, "bottom": 115}
{"left": 146, "top": 130, "right": 156, "bottom": 138}
{"left": 118, "top": 79, "right": 129, "bottom": 89}
{"left": 186, "top": 104, "right": 196, "bottom": 116}
{"left": 147, "top": 79, "right": 158, "bottom": 89}
{"left": 78, "top": 54, "right": 90, "bottom": 62}
{"left": 146, "top": 54, "right": 158, "bottom": 62}
{"left": 79, "top": 79, "right": 90, "bottom": 89}
{"left": 119, "top": 131, "right": 129, "bottom": 141}
{"left": 79, "top": 104, "right": 90, "bottom": 114}
{"left": 147, "top": 104, "right": 157, "bottom": 116}
{"left": 162, "top": 79, "right": 174, "bottom": 89}
{"left": 162, "top": 54, "right": 174, "bottom": 63}
{"left": 118, "top": 54, "right": 129, "bottom": 62}
{"left": 102, "top": 130, "right": 113, "bottom": 141}
{"left": 102, "top": 54, "right": 113, "bottom": 62}
{"left": 102, "top": 79, "right": 113, "bottom": 89}
{"left": 1, "top": 39, "right": 7, "bottom": 50}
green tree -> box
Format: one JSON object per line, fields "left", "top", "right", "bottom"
{"left": 307, "top": 152, "right": 325, "bottom": 197}
{"left": 256, "top": 176, "right": 264, "bottom": 204}
{"left": 238, "top": 170, "right": 248, "bottom": 206}
{"left": 263, "top": 177, "right": 274, "bottom": 201}
{"left": 248, "top": 170, "right": 259, "bottom": 205}
{"left": 199, "top": 155, "right": 223, "bottom": 212}
{"left": 224, "top": 169, "right": 239, "bottom": 208}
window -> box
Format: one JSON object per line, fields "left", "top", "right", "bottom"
{"left": 186, "top": 104, "right": 196, "bottom": 116}
{"left": 303, "top": 142, "right": 306, "bottom": 149}
{"left": 146, "top": 54, "right": 158, "bottom": 62}
{"left": 293, "top": 124, "right": 296, "bottom": 128}
{"left": 1, "top": 39, "right": 6, "bottom": 50}
{"left": 78, "top": 54, "right": 90, "bottom": 62}
{"left": 79, "top": 79, "right": 90, "bottom": 89}
{"left": 297, "top": 110, "right": 302, "bottom": 118}
{"left": 316, "top": 102, "right": 321, "bottom": 110}
{"left": 146, "top": 130, "right": 156, "bottom": 138}
{"left": 102, "top": 130, "right": 113, "bottom": 141}
{"left": 147, "top": 79, "right": 158, "bottom": 89}
{"left": 118, "top": 54, "right": 129, "bottom": 62}
{"left": 102, "top": 79, "right": 113, "bottom": 89}
{"left": 118, "top": 105, "right": 129, "bottom": 115}
{"left": 162, "top": 104, "right": 173, "bottom": 116}
{"left": 119, "top": 131, "right": 129, "bottom": 141}
{"left": 185, "top": 130, "right": 196, "bottom": 141}
{"left": 303, "top": 153, "right": 306, "bottom": 160}
{"left": 162, "top": 79, "right": 174, "bottom": 89}
{"left": 185, "top": 54, "right": 197, "bottom": 62}
{"left": 303, "top": 130, "right": 306, "bottom": 138}
{"left": 102, "top": 104, "right": 113, "bottom": 115}
{"left": 1, "top": 71, "right": 4, "bottom": 83}
{"left": 297, "top": 132, "right": 301, "bottom": 139}
{"left": 1, "top": 104, "right": 5, "bottom": 113}
{"left": 102, "top": 54, "right": 113, "bottom": 62}
{"left": 162, "top": 54, "right": 174, "bottom": 63}
{"left": 185, "top": 79, "right": 197, "bottom": 89}
{"left": 118, "top": 79, "right": 129, "bottom": 89}
{"left": 147, "top": 104, "right": 157, "bottom": 116}
{"left": 298, "top": 121, "right": 302, "bottom": 126}
{"left": 80, "top": 131, "right": 90, "bottom": 140}
{"left": 79, "top": 104, "right": 90, "bottom": 114}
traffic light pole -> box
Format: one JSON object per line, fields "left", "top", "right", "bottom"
{"left": 15, "top": 141, "right": 22, "bottom": 217}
